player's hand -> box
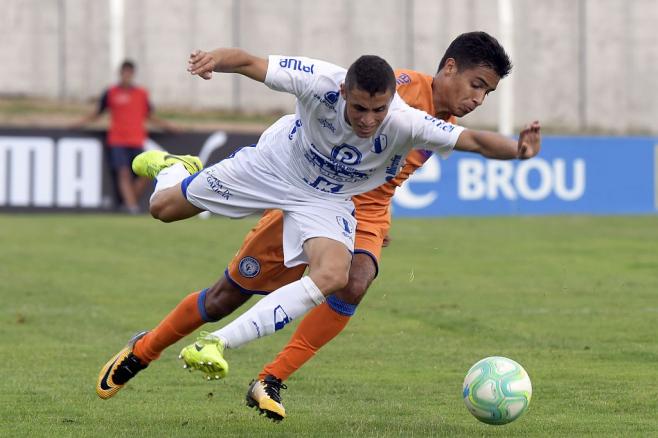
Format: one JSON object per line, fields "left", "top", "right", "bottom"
{"left": 188, "top": 49, "right": 216, "bottom": 80}
{"left": 516, "top": 121, "right": 541, "bottom": 159}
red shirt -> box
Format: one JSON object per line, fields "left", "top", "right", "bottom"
{"left": 98, "top": 85, "right": 152, "bottom": 148}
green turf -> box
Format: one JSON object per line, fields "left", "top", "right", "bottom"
{"left": 1, "top": 214, "right": 657, "bottom": 436}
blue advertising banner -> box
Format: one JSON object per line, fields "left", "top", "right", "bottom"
{"left": 392, "top": 136, "right": 658, "bottom": 216}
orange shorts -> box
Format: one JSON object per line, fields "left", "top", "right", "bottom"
{"left": 226, "top": 199, "right": 391, "bottom": 294}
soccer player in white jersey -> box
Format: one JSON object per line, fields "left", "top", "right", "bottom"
{"left": 96, "top": 48, "right": 540, "bottom": 400}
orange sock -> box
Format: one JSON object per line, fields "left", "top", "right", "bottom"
{"left": 259, "top": 301, "right": 351, "bottom": 381}
{"left": 132, "top": 291, "right": 205, "bottom": 364}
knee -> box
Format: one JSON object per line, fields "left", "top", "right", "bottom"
{"left": 312, "top": 268, "right": 349, "bottom": 294}
{"left": 335, "top": 277, "right": 370, "bottom": 305}
{"left": 203, "top": 278, "right": 248, "bottom": 320}
{"left": 149, "top": 194, "right": 174, "bottom": 222}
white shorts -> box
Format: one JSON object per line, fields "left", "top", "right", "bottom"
{"left": 183, "top": 146, "right": 356, "bottom": 267}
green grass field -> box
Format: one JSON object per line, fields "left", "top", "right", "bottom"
{"left": 1, "top": 214, "right": 657, "bottom": 437}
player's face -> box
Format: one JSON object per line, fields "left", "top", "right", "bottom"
{"left": 439, "top": 60, "right": 500, "bottom": 117}
{"left": 341, "top": 84, "right": 394, "bottom": 138}
{"left": 119, "top": 67, "right": 135, "bottom": 86}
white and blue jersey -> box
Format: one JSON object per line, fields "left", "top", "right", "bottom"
{"left": 254, "top": 55, "right": 464, "bottom": 198}
{"left": 184, "top": 55, "right": 465, "bottom": 265}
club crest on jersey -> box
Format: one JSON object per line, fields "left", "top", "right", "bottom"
{"left": 336, "top": 216, "right": 354, "bottom": 237}
{"left": 273, "top": 306, "right": 291, "bottom": 331}
{"left": 238, "top": 256, "right": 260, "bottom": 278}
{"left": 372, "top": 134, "right": 388, "bottom": 153}
{"left": 396, "top": 73, "right": 411, "bottom": 85}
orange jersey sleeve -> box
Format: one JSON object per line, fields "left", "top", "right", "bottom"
{"left": 353, "top": 69, "right": 456, "bottom": 206}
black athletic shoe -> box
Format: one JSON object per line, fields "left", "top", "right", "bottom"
{"left": 245, "top": 375, "right": 288, "bottom": 421}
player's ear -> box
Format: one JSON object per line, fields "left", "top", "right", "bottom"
{"left": 444, "top": 58, "right": 458, "bottom": 76}
{"left": 339, "top": 83, "right": 346, "bottom": 96}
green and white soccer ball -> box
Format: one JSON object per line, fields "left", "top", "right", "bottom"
{"left": 463, "top": 356, "right": 532, "bottom": 425}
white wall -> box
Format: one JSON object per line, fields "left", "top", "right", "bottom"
{"left": 1, "top": 0, "right": 657, "bottom": 133}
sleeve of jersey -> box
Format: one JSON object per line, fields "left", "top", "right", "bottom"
{"left": 264, "top": 55, "right": 324, "bottom": 97}
{"left": 408, "top": 107, "right": 465, "bottom": 159}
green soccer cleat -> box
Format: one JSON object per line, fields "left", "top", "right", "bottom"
{"left": 131, "top": 150, "right": 203, "bottom": 179}
{"left": 246, "top": 375, "right": 288, "bottom": 422}
{"left": 179, "top": 331, "right": 229, "bottom": 380}
{"left": 96, "top": 331, "right": 149, "bottom": 399}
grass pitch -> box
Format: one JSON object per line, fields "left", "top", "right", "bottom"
{"left": 1, "top": 214, "right": 657, "bottom": 437}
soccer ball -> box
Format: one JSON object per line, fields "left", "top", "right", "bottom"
{"left": 462, "top": 356, "right": 532, "bottom": 425}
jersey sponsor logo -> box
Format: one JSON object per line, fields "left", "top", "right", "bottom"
{"left": 372, "top": 134, "right": 388, "bottom": 153}
{"left": 273, "top": 306, "right": 291, "bottom": 331}
{"left": 278, "top": 57, "right": 315, "bottom": 74}
{"left": 205, "top": 169, "right": 232, "bottom": 200}
{"left": 396, "top": 73, "right": 411, "bottom": 85}
{"left": 317, "top": 118, "right": 336, "bottom": 133}
{"left": 312, "top": 93, "right": 338, "bottom": 111}
{"left": 424, "top": 115, "right": 456, "bottom": 132}
{"left": 307, "top": 176, "right": 344, "bottom": 193}
{"left": 324, "top": 90, "right": 339, "bottom": 104}
{"left": 238, "top": 256, "right": 261, "bottom": 278}
{"left": 385, "top": 154, "right": 403, "bottom": 180}
{"left": 331, "top": 143, "right": 362, "bottom": 165}
{"left": 303, "top": 147, "right": 372, "bottom": 183}
{"left": 288, "top": 119, "right": 303, "bottom": 140}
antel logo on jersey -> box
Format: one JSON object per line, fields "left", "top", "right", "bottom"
{"left": 279, "top": 57, "right": 315, "bottom": 74}
{"left": 238, "top": 256, "right": 261, "bottom": 278}
{"left": 424, "top": 115, "right": 456, "bottom": 132}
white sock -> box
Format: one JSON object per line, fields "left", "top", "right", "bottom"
{"left": 211, "top": 277, "right": 325, "bottom": 349}
{"left": 149, "top": 163, "right": 189, "bottom": 202}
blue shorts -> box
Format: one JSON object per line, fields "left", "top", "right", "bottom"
{"left": 108, "top": 146, "right": 143, "bottom": 172}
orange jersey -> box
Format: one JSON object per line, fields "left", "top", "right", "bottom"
{"left": 227, "top": 70, "right": 456, "bottom": 292}
{"left": 354, "top": 69, "right": 456, "bottom": 210}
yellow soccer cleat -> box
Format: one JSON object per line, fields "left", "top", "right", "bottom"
{"left": 245, "top": 375, "right": 288, "bottom": 422}
{"left": 96, "top": 331, "right": 149, "bottom": 399}
{"left": 131, "top": 150, "right": 203, "bottom": 179}
{"left": 179, "top": 332, "right": 229, "bottom": 380}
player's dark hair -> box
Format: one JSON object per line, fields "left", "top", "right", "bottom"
{"left": 437, "top": 31, "right": 512, "bottom": 78}
{"left": 344, "top": 55, "right": 396, "bottom": 96}
{"left": 121, "top": 60, "right": 136, "bottom": 71}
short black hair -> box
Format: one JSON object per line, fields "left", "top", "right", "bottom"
{"left": 344, "top": 55, "right": 396, "bottom": 96}
{"left": 438, "top": 31, "right": 512, "bottom": 78}
{"left": 120, "top": 60, "right": 136, "bottom": 71}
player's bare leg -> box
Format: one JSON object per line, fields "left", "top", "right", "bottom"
{"left": 149, "top": 185, "right": 203, "bottom": 222}
{"left": 181, "top": 238, "right": 351, "bottom": 385}
{"left": 249, "top": 253, "right": 376, "bottom": 420}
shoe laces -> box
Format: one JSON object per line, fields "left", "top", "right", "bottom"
{"left": 113, "top": 353, "right": 147, "bottom": 385}
{"left": 262, "top": 375, "right": 287, "bottom": 403}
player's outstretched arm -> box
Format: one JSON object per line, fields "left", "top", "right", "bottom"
{"left": 187, "top": 48, "right": 268, "bottom": 82}
{"left": 455, "top": 121, "right": 541, "bottom": 160}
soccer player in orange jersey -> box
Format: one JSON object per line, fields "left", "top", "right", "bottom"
{"left": 97, "top": 32, "right": 538, "bottom": 418}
